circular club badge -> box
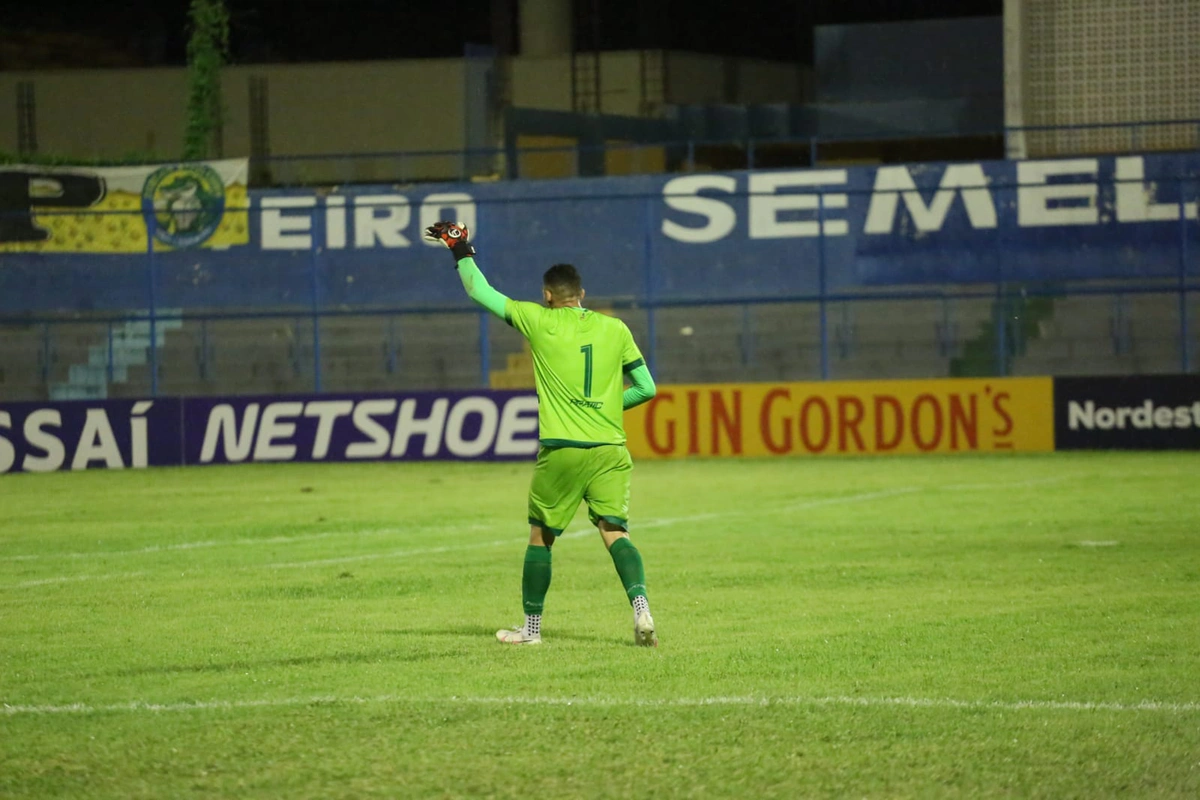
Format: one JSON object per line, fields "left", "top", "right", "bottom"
{"left": 142, "top": 164, "right": 227, "bottom": 248}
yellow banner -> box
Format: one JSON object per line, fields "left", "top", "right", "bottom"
{"left": 0, "top": 159, "right": 249, "bottom": 253}
{"left": 625, "top": 377, "right": 1054, "bottom": 458}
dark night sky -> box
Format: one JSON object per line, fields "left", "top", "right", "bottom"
{"left": 2, "top": 0, "right": 1002, "bottom": 68}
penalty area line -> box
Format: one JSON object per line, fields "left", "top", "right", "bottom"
{"left": 4, "top": 693, "right": 1199, "bottom": 717}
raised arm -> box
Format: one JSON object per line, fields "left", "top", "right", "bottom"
{"left": 456, "top": 256, "right": 509, "bottom": 320}
{"left": 424, "top": 221, "right": 510, "bottom": 321}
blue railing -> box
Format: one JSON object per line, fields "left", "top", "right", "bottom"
{"left": 2, "top": 165, "right": 1197, "bottom": 402}
{"left": 3, "top": 279, "right": 1196, "bottom": 404}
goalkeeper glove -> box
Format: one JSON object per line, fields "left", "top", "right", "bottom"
{"left": 424, "top": 221, "right": 475, "bottom": 261}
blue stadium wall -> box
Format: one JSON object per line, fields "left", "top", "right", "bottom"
{"left": 1, "top": 152, "right": 1197, "bottom": 315}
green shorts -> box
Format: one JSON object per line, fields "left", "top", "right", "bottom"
{"left": 528, "top": 444, "right": 633, "bottom": 535}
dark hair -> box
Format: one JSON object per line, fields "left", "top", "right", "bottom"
{"left": 542, "top": 263, "right": 582, "bottom": 300}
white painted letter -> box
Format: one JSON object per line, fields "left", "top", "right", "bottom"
{"left": 444, "top": 397, "right": 499, "bottom": 458}
{"left": 260, "top": 197, "right": 316, "bottom": 249}
{"left": 0, "top": 411, "right": 15, "bottom": 473}
{"left": 325, "top": 196, "right": 347, "bottom": 249}
{"left": 1067, "top": 401, "right": 1093, "bottom": 430}
{"left": 22, "top": 409, "right": 65, "bottom": 472}
{"left": 391, "top": 398, "right": 449, "bottom": 457}
{"left": 495, "top": 396, "right": 540, "bottom": 456}
{"left": 1114, "top": 157, "right": 1199, "bottom": 223}
{"left": 254, "top": 402, "right": 303, "bottom": 461}
{"left": 71, "top": 409, "right": 123, "bottom": 470}
{"left": 749, "top": 170, "right": 848, "bottom": 239}
{"left": 864, "top": 164, "right": 997, "bottom": 234}
{"left": 661, "top": 175, "right": 737, "bottom": 243}
{"left": 354, "top": 195, "right": 411, "bottom": 248}
{"left": 346, "top": 399, "right": 398, "bottom": 458}
{"left": 199, "top": 404, "right": 260, "bottom": 464}
{"left": 1017, "top": 159, "right": 1098, "bottom": 227}
{"left": 130, "top": 401, "right": 153, "bottom": 468}
{"left": 304, "top": 400, "right": 354, "bottom": 459}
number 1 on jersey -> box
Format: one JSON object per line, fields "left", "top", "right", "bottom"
{"left": 580, "top": 344, "right": 594, "bottom": 397}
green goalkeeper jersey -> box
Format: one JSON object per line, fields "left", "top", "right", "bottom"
{"left": 505, "top": 299, "right": 646, "bottom": 447}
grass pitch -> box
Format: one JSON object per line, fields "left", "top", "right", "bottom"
{"left": 2, "top": 453, "right": 1199, "bottom": 798}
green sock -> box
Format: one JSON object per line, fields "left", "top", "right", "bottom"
{"left": 522, "top": 545, "right": 552, "bottom": 615}
{"left": 608, "top": 537, "right": 647, "bottom": 603}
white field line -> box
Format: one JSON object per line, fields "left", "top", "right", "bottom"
{"left": 9, "top": 572, "right": 146, "bottom": 589}
{"left": 3, "top": 692, "right": 1198, "bottom": 718}
{"left": 0, "top": 523, "right": 493, "bottom": 563}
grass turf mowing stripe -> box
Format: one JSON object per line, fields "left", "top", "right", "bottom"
{"left": 5, "top": 693, "right": 1199, "bottom": 717}
{"left": 0, "top": 477, "right": 1082, "bottom": 567}
{"left": 0, "top": 487, "right": 916, "bottom": 588}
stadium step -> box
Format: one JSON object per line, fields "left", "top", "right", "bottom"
{"left": 491, "top": 340, "right": 535, "bottom": 390}
{"left": 49, "top": 310, "right": 183, "bottom": 400}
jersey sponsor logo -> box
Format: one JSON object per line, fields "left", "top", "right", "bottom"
{"left": 569, "top": 399, "right": 604, "bottom": 410}
{"left": 193, "top": 394, "right": 538, "bottom": 464}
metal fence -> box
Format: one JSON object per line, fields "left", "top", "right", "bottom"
{"left": 2, "top": 284, "right": 1195, "bottom": 404}
{"left": 1, "top": 162, "right": 1197, "bottom": 402}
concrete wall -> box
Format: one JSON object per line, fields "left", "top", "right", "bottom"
{"left": 664, "top": 53, "right": 729, "bottom": 105}
{"left": 0, "top": 58, "right": 466, "bottom": 181}
{"left": 505, "top": 50, "right": 808, "bottom": 114}
{"left": 508, "top": 55, "right": 573, "bottom": 110}
{"left": 245, "top": 59, "right": 466, "bottom": 184}
{"left": 664, "top": 53, "right": 810, "bottom": 107}
{"left": 1009, "top": 0, "right": 1199, "bottom": 157}
{"left": 734, "top": 57, "right": 812, "bottom": 105}
{"left": 0, "top": 68, "right": 190, "bottom": 158}
{"left": 1, "top": 50, "right": 808, "bottom": 175}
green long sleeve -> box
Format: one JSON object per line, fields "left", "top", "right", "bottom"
{"left": 623, "top": 364, "right": 656, "bottom": 410}
{"left": 456, "top": 256, "right": 510, "bottom": 320}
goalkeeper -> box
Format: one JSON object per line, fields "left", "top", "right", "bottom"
{"left": 425, "top": 221, "right": 659, "bottom": 647}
